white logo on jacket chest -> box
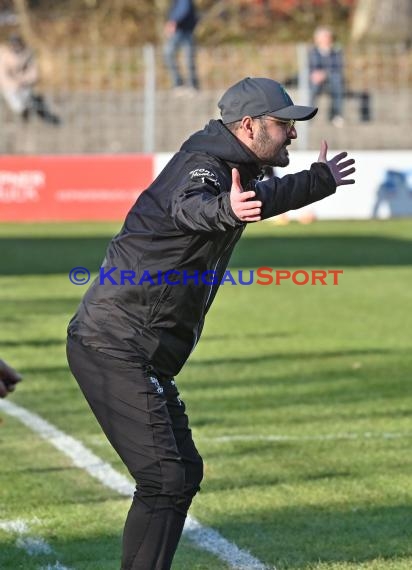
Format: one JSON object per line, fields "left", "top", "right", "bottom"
{"left": 189, "top": 168, "right": 220, "bottom": 188}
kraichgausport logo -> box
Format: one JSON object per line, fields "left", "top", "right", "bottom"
{"left": 69, "top": 266, "right": 343, "bottom": 286}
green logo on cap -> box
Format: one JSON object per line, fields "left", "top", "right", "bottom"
{"left": 279, "top": 84, "right": 291, "bottom": 104}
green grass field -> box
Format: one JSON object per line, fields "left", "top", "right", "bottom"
{"left": 1, "top": 219, "right": 412, "bottom": 570}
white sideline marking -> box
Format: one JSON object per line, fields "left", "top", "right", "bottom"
{"left": 0, "top": 518, "right": 72, "bottom": 569}
{"left": 202, "top": 431, "right": 412, "bottom": 443}
{"left": 40, "top": 561, "right": 71, "bottom": 570}
{"left": 0, "top": 519, "right": 29, "bottom": 534}
{"left": 16, "top": 535, "right": 52, "bottom": 555}
{"left": 184, "top": 517, "right": 267, "bottom": 569}
{"left": 0, "top": 399, "right": 268, "bottom": 570}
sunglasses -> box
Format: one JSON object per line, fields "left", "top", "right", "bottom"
{"left": 262, "top": 116, "right": 296, "bottom": 130}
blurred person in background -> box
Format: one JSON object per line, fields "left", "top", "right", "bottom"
{"left": 309, "top": 26, "right": 345, "bottom": 127}
{"left": 0, "top": 34, "right": 60, "bottom": 125}
{"left": 0, "top": 359, "right": 22, "bottom": 398}
{"left": 163, "top": 0, "right": 199, "bottom": 94}
{"left": 67, "top": 76, "right": 355, "bottom": 570}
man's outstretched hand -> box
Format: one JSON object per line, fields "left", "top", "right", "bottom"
{"left": 318, "top": 140, "right": 356, "bottom": 186}
{"left": 230, "top": 142, "right": 354, "bottom": 222}
{"left": 230, "top": 168, "right": 262, "bottom": 222}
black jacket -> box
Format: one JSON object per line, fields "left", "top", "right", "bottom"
{"left": 168, "top": 0, "right": 198, "bottom": 32}
{"left": 309, "top": 46, "right": 344, "bottom": 84}
{"left": 68, "top": 120, "right": 336, "bottom": 378}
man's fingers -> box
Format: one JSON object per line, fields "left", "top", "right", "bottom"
{"left": 231, "top": 168, "right": 262, "bottom": 222}
{"left": 235, "top": 203, "right": 262, "bottom": 216}
{"left": 231, "top": 168, "right": 242, "bottom": 192}
{"left": 339, "top": 166, "right": 356, "bottom": 177}
{"left": 318, "top": 139, "right": 328, "bottom": 162}
{"left": 336, "top": 158, "right": 355, "bottom": 169}
{"left": 324, "top": 149, "right": 356, "bottom": 187}
{"left": 330, "top": 151, "right": 348, "bottom": 163}
{"left": 240, "top": 207, "right": 261, "bottom": 217}
{"left": 236, "top": 191, "right": 257, "bottom": 202}
{"left": 337, "top": 167, "right": 356, "bottom": 181}
{"left": 236, "top": 199, "right": 261, "bottom": 208}
{"left": 243, "top": 215, "right": 261, "bottom": 222}
{"left": 234, "top": 199, "right": 262, "bottom": 221}
{"left": 236, "top": 207, "right": 262, "bottom": 218}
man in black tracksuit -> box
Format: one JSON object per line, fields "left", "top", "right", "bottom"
{"left": 67, "top": 77, "right": 355, "bottom": 570}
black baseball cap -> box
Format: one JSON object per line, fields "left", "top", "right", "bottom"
{"left": 218, "top": 77, "right": 317, "bottom": 124}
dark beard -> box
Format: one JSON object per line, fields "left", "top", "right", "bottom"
{"left": 254, "top": 121, "right": 290, "bottom": 167}
{"left": 273, "top": 148, "right": 290, "bottom": 167}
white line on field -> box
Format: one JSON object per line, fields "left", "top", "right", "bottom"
{"left": 0, "top": 518, "right": 72, "bottom": 569}
{"left": 201, "top": 431, "right": 412, "bottom": 443}
{"left": 0, "top": 519, "right": 30, "bottom": 534}
{"left": 16, "top": 535, "right": 52, "bottom": 556}
{"left": 40, "top": 561, "right": 71, "bottom": 570}
{"left": 184, "top": 517, "right": 267, "bottom": 569}
{"left": 0, "top": 399, "right": 268, "bottom": 570}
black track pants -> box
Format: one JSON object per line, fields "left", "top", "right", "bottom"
{"left": 66, "top": 337, "right": 204, "bottom": 570}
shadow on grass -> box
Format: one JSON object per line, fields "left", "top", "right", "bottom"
{"left": 0, "top": 236, "right": 110, "bottom": 276}
{"left": 230, "top": 235, "right": 412, "bottom": 268}
{"left": 1, "top": 233, "right": 412, "bottom": 276}
{"left": 210, "top": 504, "right": 412, "bottom": 569}
{"left": 0, "top": 530, "right": 229, "bottom": 570}
{"left": 202, "top": 331, "right": 292, "bottom": 342}
{"left": 0, "top": 339, "right": 65, "bottom": 348}
{"left": 183, "top": 351, "right": 412, "bottom": 416}
{"left": 188, "top": 347, "right": 393, "bottom": 369}
{"left": 0, "top": 533, "right": 122, "bottom": 570}
{"left": 1, "top": 506, "right": 410, "bottom": 569}
{"left": 15, "top": 365, "right": 70, "bottom": 375}
{"left": 0, "top": 299, "right": 81, "bottom": 317}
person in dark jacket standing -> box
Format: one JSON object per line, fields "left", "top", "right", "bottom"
{"left": 164, "top": 0, "right": 199, "bottom": 92}
{"left": 67, "top": 77, "right": 355, "bottom": 570}
{"left": 309, "top": 26, "right": 345, "bottom": 127}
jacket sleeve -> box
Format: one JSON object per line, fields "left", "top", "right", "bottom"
{"left": 170, "top": 176, "right": 244, "bottom": 233}
{"left": 253, "top": 162, "right": 336, "bottom": 220}
{"left": 169, "top": 0, "right": 191, "bottom": 23}
{"left": 308, "top": 47, "right": 322, "bottom": 72}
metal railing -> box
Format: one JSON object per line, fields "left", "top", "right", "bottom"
{"left": 1, "top": 42, "right": 411, "bottom": 154}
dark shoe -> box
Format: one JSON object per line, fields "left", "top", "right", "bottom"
{"left": 31, "top": 93, "right": 61, "bottom": 125}
{"left": 41, "top": 112, "right": 61, "bottom": 125}
{"left": 21, "top": 108, "right": 30, "bottom": 122}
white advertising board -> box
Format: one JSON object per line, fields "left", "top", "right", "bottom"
{"left": 155, "top": 151, "right": 412, "bottom": 220}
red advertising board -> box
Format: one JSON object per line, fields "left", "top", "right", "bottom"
{"left": 0, "top": 155, "right": 154, "bottom": 221}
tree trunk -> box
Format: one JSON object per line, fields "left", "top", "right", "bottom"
{"left": 351, "top": 0, "right": 412, "bottom": 43}
{"left": 12, "top": 0, "right": 56, "bottom": 77}
{"left": 12, "top": 0, "right": 38, "bottom": 47}
{"left": 155, "top": 0, "right": 169, "bottom": 44}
